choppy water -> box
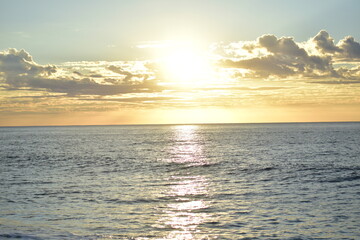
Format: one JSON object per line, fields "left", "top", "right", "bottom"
{"left": 0, "top": 123, "right": 359, "bottom": 240}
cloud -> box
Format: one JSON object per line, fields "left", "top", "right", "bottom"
{"left": 78, "top": 96, "right": 174, "bottom": 102}
{"left": 8, "top": 95, "right": 67, "bottom": 99}
{"left": 258, "top": 34, "right": 308, "bottom": 57}
{"left": 0, "top": 48, "right": 57, "bottom": 87}
{"left": 220, "top": 34, "right": 336, "bottom": 78}
{"left": 334, "top": 65, "right": 360, "bottom": 81}
{"left": 310, "top": 80, "right": 360, "bottom": 84}
{"left": 312, "top": 30, "right": 342, "bottom": 54}
{"left": 107, "top": 65, "right": 149, "bottom": 83}
{"left": 222, "top": 55, "right": 296, "bottom": 77}
{"left": 337, "top": 36, "right": 360, "bottom": 59}
{"left": 18, "top": 77, "right": 160, "bottom": 96}
{"left": 312, "top": 30, "right": 360, "bottom": 60}
{"left": 218, "top": 31, "right": 360, "bottom": 82}
{"left": 0, "top": 48, "right": 162, "bottom": 96}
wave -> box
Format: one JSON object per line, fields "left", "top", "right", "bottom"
{"left": 0, "top": 233, "right": 44, "bottom": 240}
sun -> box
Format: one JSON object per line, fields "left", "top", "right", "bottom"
{"left": 159, "top": 43, "right": 216, "bottom": 86}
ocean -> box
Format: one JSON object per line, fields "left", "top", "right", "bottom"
{"left": 0, "top": 123, "right": 359, "bottom": 240}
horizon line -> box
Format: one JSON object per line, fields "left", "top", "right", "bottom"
{"left": 1, "top": 121, "right": 359, "bottom": 128}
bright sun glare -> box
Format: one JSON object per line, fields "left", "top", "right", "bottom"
{"left": 159, "top": 43, "right": 216, "bottom": 86}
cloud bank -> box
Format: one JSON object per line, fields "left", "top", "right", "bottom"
{"left": 1, "top": 31, "right": 360, "bottom": 125}
{"left": 217, "top": 30, "right": 360, "bottom": 82}
{"left": 1, "top": 30, "right": 360, "bottom": 104}
{"left": 313, "top": 30, "right": 360, "bottom": 59}
{"left": 0, "top": 49, "right": 162, "bottom": 96}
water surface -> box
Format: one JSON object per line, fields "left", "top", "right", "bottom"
{"left": 0, "top": 123, "right": 359, "bottom": 239}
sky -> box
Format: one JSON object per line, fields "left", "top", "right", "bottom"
{"left": 1, "top": 0, "right": 360, "bottom": 126}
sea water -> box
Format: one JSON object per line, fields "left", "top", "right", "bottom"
{"left": 0, "top": 123, "right": 359, "bottom": 239}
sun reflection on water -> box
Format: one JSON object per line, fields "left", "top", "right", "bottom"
{"left": 169, "top": 175, "right": 209, "bottom": 197}
{"left": 166, "top": 125, "right": 209, "bottom": 167}
{"left": 157, "top": 125, "right": 215, "bottom": 239}
{"left": 159, "top": 175, "right": 212, "bottom": 240}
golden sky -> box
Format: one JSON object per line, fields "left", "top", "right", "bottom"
{"left": 1, "top": 1, "right": 360, "bottom": 126}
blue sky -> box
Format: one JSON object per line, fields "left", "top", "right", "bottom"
{"left": 1, "top": 0, "right": 359, "bottom": 63}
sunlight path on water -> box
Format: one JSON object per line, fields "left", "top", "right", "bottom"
{"left": 157, "top": 125, "right": 215, "bottom": 239}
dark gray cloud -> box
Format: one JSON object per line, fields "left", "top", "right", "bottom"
{"left": 0, "top": 49, "right": 162, "bottom": 96}
{"left": 221, "top": 34, "right": 335, "bottom": 78}
{"left": 337, "top": 36, "right": 360, "bottom": 59}
{"left": 259, "top": 35, "right": 308, "bottom": 57}
{"left": 312, "top": 30, "right": 341, "bottom": 54}
{"left": 312, "top": 30, "right": 360, "bottom": 59}
{"left": 222, "top": 55, "right": 296, "bottom": 78}
{"left": 19, "top": 77, "right": 161, "bottom": 96}
{"left": 0, "top": 48, "right": 57, "bottom": 87}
